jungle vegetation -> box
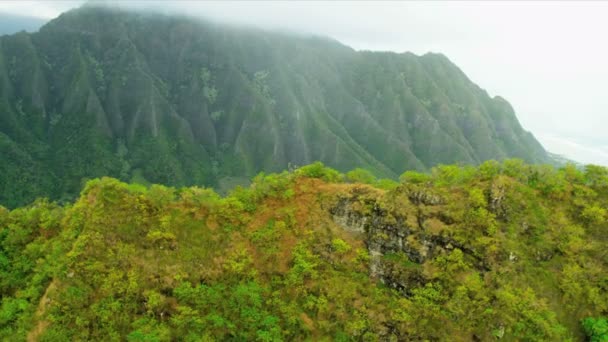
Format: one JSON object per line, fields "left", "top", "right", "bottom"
{"left": 1, "top": 160, "right": 607, "bottom": 341}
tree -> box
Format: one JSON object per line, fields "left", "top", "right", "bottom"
{"left": 582, "top": 317, "right": 608, "bottom": 342}
{"left": 345, "top": 168, "right": 376, "bottom": 184}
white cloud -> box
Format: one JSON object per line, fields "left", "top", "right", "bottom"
{"left": 538, "top": 134, "right": 608, "bottom": 166}
{"left": 0, "top": 1, "right": 81, "bottom": 19}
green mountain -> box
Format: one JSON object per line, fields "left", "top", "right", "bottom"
{"left": 0, "top": 6, "right": 548, "bottom": 208}
{"left": 1, "top": 161, "right": 607, "bottom": 340}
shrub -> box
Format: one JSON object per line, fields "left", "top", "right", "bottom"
{"left": 295, "top": 162, "right": 343, "bottom": 182}
{"left": 582, "top": 317, "right": 608, "bottom": 342}
{"left": 331, "top": 238, "right": 351, "bottom": 254}
{"left": 399, "top": 170, "right": 430, "bottom": 184}
{"left": 376, "top": 178, "right": 399, "bottom": 190}
{"left": 346, "top": 168, "right": 376, "bottom": 184}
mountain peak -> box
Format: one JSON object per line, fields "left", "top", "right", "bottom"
{"left": 0, "top": 5, "right": 547, "bottom": 208}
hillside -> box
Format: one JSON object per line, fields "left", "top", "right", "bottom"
{"left": 0, "top": 5, "right": 548, "bottom": 208}
{"left": 1, "top": 160, "right": 607, "bottom": 341}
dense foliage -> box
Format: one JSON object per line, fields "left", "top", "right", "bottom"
{"left": 1, "top": 160, "right": 606, "bottom": 341}
{"left": 0, "top": 5, "right": 548, "bottom": 208}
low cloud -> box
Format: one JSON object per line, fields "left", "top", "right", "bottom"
{"left": 538, "top": 134, "right": 608, "bottom": 166}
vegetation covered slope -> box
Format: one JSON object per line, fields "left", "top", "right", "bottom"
{"left": 1, "top": 160, "right": 607, "bottom": 341}
{"left": 0, "top": 5, "right": 548, "bottom": 208}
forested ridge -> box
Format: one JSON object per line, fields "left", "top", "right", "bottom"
{"left": 0, "top": 5, "right": 548, "bottom": 208}
{"left": 1, "top": 160, "right": 607, "bottom": 341}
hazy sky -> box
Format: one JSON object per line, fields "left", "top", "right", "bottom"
{"left": 1, "top": 1, "right": 607, "bottom": 165}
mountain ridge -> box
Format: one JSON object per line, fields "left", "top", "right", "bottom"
{"left": 0, "top": 5, "right": 548, "bottom": 208}
{"left": 1, "top": 160, "right": 607, "bottom": 340}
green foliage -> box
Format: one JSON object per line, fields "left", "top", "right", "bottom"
{"left": 581, "top": 205, "right": 606, "bottom": 226}
{"left": 468, "top": 188, "right": 486, "bottom": 208}
{"left": 400, "top": 170, "right": 430, "bottom": 184}
{"left": 0, "top": 160, "right": 608, "bottom": 340}
{"left": 432, "top": 164, "right": 477, "bottom": 185}
{"left": 478, "top": 159, "right": 501, "bottom": 180}
{"left": 582, "top": 317, "right": 608, "bottom": 342}
{"left": 287, "top": 243, "right": 319, "bottom": 285}
{"left": 346, "top": 168, "right": 376, "bottom": 184}
{"left": 375, "top": 178, "right": 399, "bottom": 190}
{"left": 585, "top": 165, "right": 608, "bottom": 189}
{"left": 331, "top": 238, "right": 351, "bottom": 254}
{"left": 502, "top": 159, "right": 530, "bottom": 182}
{"left": 295, "top": 162, "right": 343, "bottom": 183}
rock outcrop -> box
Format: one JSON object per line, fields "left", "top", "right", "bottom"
{"left": 331, "top": 186, "right": 489, "bottom": 294}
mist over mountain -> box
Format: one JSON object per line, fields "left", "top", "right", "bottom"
{"left": 0, "top": 13, "right": 46, "bottom": 35}
{"left": 0, "top": 5, "right": 548, "bottom": 208}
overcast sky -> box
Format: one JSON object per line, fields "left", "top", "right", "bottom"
{"left": 1, "top": 1, "right": 607, "bottom": 165}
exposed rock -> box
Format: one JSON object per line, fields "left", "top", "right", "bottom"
{"left": 331, "top": 191, "right": 490, "bottom": 293}
{"left": 407, "top": 188, "right": 444, "bottom": 206}
{"left": 489, "top": 178, "right": 509, "bottom": 220}
{"left": 330, "top": 198, "right": 368, "bottom": 234}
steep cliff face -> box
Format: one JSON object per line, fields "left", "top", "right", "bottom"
{"left": 0, "top": 6, "right": 548, "bottom": 207}
{"left": 332, "top": 186, "right": 492, "bottom": 295}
